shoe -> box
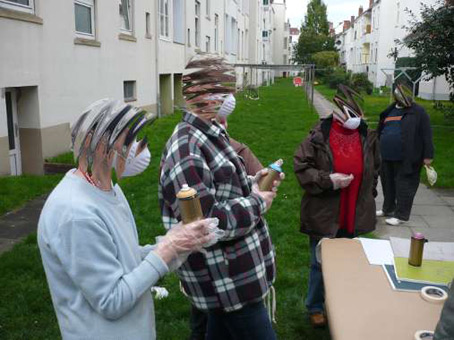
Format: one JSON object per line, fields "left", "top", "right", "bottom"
{"left": 309, "top": 312, "right": 327, "bottom": 328}
{"left": 386, "top": 217, "right": 407, "bottom": 226}
{"left": 376, "top": 210, "right": 384, "bottom": 217}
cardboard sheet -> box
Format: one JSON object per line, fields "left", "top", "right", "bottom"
{"left": 321, "top": 239, "right": 443, "bottom": 340}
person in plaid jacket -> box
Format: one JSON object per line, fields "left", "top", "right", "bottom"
{"left": 158, "top": 54, "right": 282, "bottom": 340}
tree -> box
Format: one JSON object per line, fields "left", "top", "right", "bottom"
{"left": 294, "top": 0, "right": 335, "bottom": 63}
{"left": 399, "top": 0, "right": 454, "bottom": 101}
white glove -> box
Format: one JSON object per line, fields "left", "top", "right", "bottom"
{"left": 154, "top": 218, "right": 224, "bottom": 271}
{"left": 329, "top": 173, "right": 354, "bottom": 190}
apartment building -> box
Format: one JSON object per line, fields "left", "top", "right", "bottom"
{"left": 271, "top": 0, "right": 287, "bottom": 77}
{"left": 337, "top": 0, "right": 450, "bottom": 100}
{"left": 0, "top": 0, "right": 287, "bottom": 176}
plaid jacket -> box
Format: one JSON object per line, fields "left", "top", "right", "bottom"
{"left": 158, "top": 111, "right": 276, "bottom": 312}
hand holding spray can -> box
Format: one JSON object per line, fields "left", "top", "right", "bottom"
{"left": 176, "top": 184, "right": 203, "bottom": 224}
{"left": 258, "top": 159, "right": 284, "bottom": 192}
{"left": 408, "top": 232, "right": 428, "bottom": 267}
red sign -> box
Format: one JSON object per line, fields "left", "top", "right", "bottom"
{"left": 293, "top": 77, "right": 303, "bottom": 87}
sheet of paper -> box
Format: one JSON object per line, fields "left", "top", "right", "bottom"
{"left": 390, "top": 237, "right": 454, "bottom": 261}
{"left": 359, "top": 238, "right": 394, "bottom": 266}
{"left": 394, "top": 257, "right": 454, "bottom": 286}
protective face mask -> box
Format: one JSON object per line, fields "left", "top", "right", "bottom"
{"left": 343, "top": 117, "right": 361, "bottom": 130}
{"left": 121, "top": 140, "right": 151, "bottom": 178}
{"left": 218, "top": 94, "right": 236, "bottom": 118}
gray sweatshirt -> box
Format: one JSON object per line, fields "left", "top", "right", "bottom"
{"left": 38, "top": 170, "right": 168, "bottom": 340}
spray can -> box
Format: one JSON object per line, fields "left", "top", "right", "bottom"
{"left": 259, "top": 159, "right": 283, "bottom": 192}
{"left": 176, "top": 184, "right": 203, "bottom": 224}
{"left": 408, "top": 232, "right": 428, "bottom": 267}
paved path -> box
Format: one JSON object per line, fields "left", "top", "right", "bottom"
{"left": 0, "top": 195, "right": 47, "bottom": 255}
{"left": 312, "top": 88, "right": 454, "bottom": 242}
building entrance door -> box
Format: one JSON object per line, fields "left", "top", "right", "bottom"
{"left": 5, "top": 89, "right": 22, "bottom": 176}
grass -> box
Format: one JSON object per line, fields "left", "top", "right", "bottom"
{"left": 0, "top": 78, "right": 331, "bottom": 339}
{"left": 316, "top": 83, "right": 454, "bottom": 188}
{"left": 0, "top": 175, "right": 63, "bottom": 216}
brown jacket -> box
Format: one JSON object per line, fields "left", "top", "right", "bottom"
{"left": 230, "top": 138, "right": 263, "bottom": 175}
{"left": 293, "top": 117, "right": 381, "bottom": 239}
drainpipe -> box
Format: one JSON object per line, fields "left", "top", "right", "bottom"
{"left": 154, "top": 0, "right": 161, "bottom": 117}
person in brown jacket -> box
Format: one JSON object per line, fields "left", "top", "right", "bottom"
{"left": 293, "top": 86, "right": 380, "bottom": 328}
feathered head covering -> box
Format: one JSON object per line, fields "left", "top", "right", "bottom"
{"left": 332, "top": 84, "right": 364, "bottom": 123}
{"left": 393, "top": 83, "right": 413, "bottom": 108}
{"left": 183, "top": 53, "right": 236, "bottom": 120}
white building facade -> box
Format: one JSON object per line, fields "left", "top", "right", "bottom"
{"left": 337, "top": 0, "right": 450, "bottom": 100}
{"left": 0, "top": 0, "right": 287, "bottom": 176}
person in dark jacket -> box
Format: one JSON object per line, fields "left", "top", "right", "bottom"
{"left": 434, "top": 280, "right": 454, "bottom": 339}
{"left": 376, "top": 83, "right": 434, "bottom": 226}
{"left": 294, "top": 85, "right": 380, "bottom": 328}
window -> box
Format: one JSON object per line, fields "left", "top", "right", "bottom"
{"left": 396, "top": 2, "right": 400, "bottom": 26}
{"left": 225, "top": 14, "right": 231, "bottom": 53}
{"left": 159, "top": 0, "right": 170, "bottom": 38}
{"left": 0, "top": 0, "right": 34, "bottom": 13}
{"left": 146, "top": 12, "right": 151, "bottom": 38}
{"left": 245, "top": 29, "right": 248, "bottom": 59}
{"left": 187, "top": 28, "right": 191, "bottom": 46}
{"left": 214, "top": 14, "right": 219, "bottom": 51}
{"left": 75, "top": 0, "right": 95, "bottom": 38}
{"left": 119, "top": 0, "right": 132, "bottom": 33}
{"left": 283, "top": 37, "right": 287, "bottom": 49}
{"left": 206, "top": 0, "right": 210, "bottom": 18}
{"left": 124, "top": 81, "right": 136, "bottom": 102}
{"left": 206, "top": 36, "right": 210, "bottom": 52}
{"left": 195, "top": 1, "right": 201, "bottom": 47}
{"left": 173, "top": 0, "right": 184, "bottom": 43}
{"left": 231, "top": 17, "right": 237, "bottom": 55}
{"left": 262, "top": 30, "right": 269, "bottom": 38}
{"left": 263, "top": 0, "right": 269, "bottom": 5}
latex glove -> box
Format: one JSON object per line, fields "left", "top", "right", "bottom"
{"left": 150, "top": 286, "right": 169, "bottom": 300}
{"left": 329, "top": 173, "right": 354, "bottom": 190}
{"left": 424, "top": 159, "right": 433, "bottom": 166}
{"left": 154, "top": 218, "right": 221, "bottom": 271}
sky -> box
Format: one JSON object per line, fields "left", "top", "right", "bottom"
{"left": 286, "top": 0, "right": 370, "bottom": 32}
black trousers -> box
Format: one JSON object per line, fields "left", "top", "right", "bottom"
{"left": 189, "top": 305, "right": 207, "bottom": 340}
{"left": 380, "top": 160, "right": 421, "bottom": 221}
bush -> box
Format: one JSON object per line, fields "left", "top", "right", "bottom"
{"left": 312, "top": 51, "right": 339, "bottom": 69}
{"left": 350, "top": 73, "right": 373, "bottom": 94}
{"left": 327, "top": 68, "right": 352, "bottom": 89}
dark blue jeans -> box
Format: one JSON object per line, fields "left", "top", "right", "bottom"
{"left": 305, "top": 238, "right": 325, "bottom": 314}
{"left": 205, "top": 301, "right": 277, "bottom": 340}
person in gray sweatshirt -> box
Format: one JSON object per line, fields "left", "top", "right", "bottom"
{"left": 38, "top": 99, "right": 220, "bottom": 340}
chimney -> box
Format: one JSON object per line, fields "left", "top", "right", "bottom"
{"left": 369, "top": 0, "right": 374, "bottom": 8}
{"left": 358, "top": 6, "right": 363, "bottom": 16}
{"left": 343, "top": 20, "right": 351, "bottom": 31}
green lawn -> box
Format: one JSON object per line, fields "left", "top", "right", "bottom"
{"left": 316, "top": 84, "right": 454, "bottom": 188}
{"left": 0, "top": 78, "right": 330, "bottom": 339}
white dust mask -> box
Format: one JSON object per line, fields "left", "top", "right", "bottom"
{"left": 218, "top": 94, "right": 236, "bottom": 118}
{"left": 121, "top": 140, "right": 151, "bottom": 178}
{"left": 343, "top": 117, "right": 361, "bottom": 130}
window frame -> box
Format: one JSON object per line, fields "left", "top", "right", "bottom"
{"left": 0, "top": 0, "right": 34, "bottom": 14}
{"left": 119, "top": 0, "right": 134, "bottom": 34}
{"left": 159, "top": 0, "right": 170, "bottom": 39}
{"left": 74, "top": 0, "right": 96, "bottom": 39}
{"left": 205, "top": 0, "right": 210, "bottom": 19}
{"left": 214, "top": 13, "right": 219, "bottom": 51}
{"left": 123, "top": 80, "right": 137, "bottom": 102}
{"left": 206, "top": 35, "right": 210, "bottom": 52}
{"left": 195, "top": 1, "right": 201, "bottom": 47}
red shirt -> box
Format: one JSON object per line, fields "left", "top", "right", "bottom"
{"left": 329, "top": 121, "right": 363, "bottom": 234}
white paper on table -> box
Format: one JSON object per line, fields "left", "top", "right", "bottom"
{"left": 390, "top": 237, "right": 454, "bottom": 261}
{"left": 358, "top": 238, "right": 394, "bottom": 265}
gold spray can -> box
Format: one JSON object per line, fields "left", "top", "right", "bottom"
{"left": 408, "top": 232, "right": 428, "bottom": 267}
{"left": 259, "top": 159, "right": 284, "bottom": 192}
{"left": 176, "top": 184, "right": 203, "bottom": 224}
